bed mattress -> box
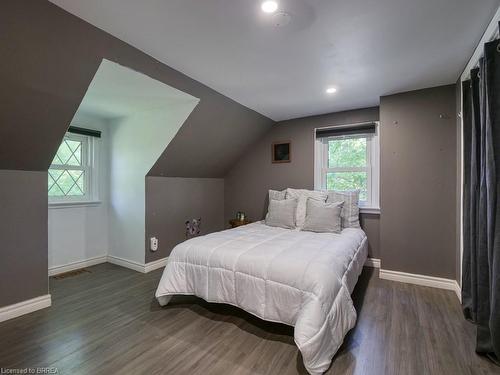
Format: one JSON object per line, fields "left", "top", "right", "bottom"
{"left": 155, "top": 222, "right": 368, "bottom": 374}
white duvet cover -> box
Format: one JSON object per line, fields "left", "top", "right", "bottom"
{"left": 155, "top": 222, "right": 368, "bottom": 374}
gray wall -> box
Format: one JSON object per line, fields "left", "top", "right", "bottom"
{"left": 224, "top": 107, "right": 381, "bottom": 259}
{"left": 380, "top": 85, "right": 457, "bottom": 279}
{"left": 145, "top": 177, "right": 225, "bottom": 262}
{"left": 0, "top": 170, "right": 48, "bottom": 306}
{"left": 0, "top": 0, "right": 273, "bottom": 307}
{"left": 148, "top": 105, "right": 274, "bottom": 178}
{"left": 0, "top": 2, "right": 460, "bottom": 310}
{"left": 0, "top": 1, "right": 274, "bottom": 173}
{"left": 225, "top": 85, "right": 459, "bottom": 278}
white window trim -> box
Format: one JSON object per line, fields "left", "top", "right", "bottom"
{"left": 314, "top": 122, "right": 380, "bottom": 214}
{"left": 48, "top": 132, "right": 101, "bottom": 208}
{"left": 48, "top": 200, "right": 102, "bottom": 209}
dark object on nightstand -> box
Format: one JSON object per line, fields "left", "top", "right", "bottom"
{"left": 229, "top": 219, "right": 251, "bottom": 228}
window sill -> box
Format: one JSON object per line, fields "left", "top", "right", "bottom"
{"left": 359, "top": 207, "right": 380, "bottom": 215}
{"left": 48, "top": 201, "right": 102, "bottom": 209}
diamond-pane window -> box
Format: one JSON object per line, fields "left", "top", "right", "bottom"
{"left": 48, "top": 133, "right": 94, "bottom": 202}
{"left": 48, "top": 170, "right": 85, "bottom": 197}
{"left": 52, "top": 139, "right": 82, "bottom": 166}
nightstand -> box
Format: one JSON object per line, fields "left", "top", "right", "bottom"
{"left": 229, "top": 219, "right": 251, "bottom": 228}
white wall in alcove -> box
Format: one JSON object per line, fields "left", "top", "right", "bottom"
{"left": 48, "top": 59, "right": 199, "bottom": 271}
{"left": 48, "top": 111, "right": 110, "bottom": 270}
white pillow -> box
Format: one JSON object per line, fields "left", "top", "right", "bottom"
{"left": 302, "top": 199, "right": 344, "bottom": 233}
{"left": 326, "top": 190, "right": 361, "bottom": 228}
{"left": 285, "top": 188, "right": 327, "bottom": 229}
{"left": 268, "top": 189, "right": 286, "bottom": 201}
{"left": 265, "top": 198, "right": 298, "bottom": 229}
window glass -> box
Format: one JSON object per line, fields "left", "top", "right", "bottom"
{"left": 48, "top": 170, "right": 85, "bottom": 197}
{"left": 52, "top": 139, "right": 82, "bottom": 166}
{"left": 326, "top": 171, "right": 367, "bottom": 201}
{"left": 48, "top": 134, "right": 90, "bottom": 200}
{"left": 328, "top": 138, "right": 367, "bottom": 168}
{"left": 326, "top": 136, "right": 368, "bottom": 201}
{"left": 315, "top": 124, "right": 379, "bottom": 209}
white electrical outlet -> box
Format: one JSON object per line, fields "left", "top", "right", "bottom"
{"left": 150, "top": 237, "right": 158, "bottom": 251}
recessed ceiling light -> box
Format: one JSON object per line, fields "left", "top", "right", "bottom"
{"left": 261, "top": 1, "right": 278, "bottom": 13}
{"left": 326, "top": 87, "right": 337, "bottom": 94}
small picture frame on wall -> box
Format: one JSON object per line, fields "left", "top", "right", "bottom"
{"left": 272, "top": 142, "right": 291, "bottom": 163}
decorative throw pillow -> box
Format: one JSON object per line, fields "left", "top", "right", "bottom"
{"left": 285, "top": 188, "right": 328, "bottom": 229}
{"left": 326, "top": 190, "right": 361, "bottom": 228}
{"left": 302, "top": 199, "right": 344, "bottom": 233}
{"left": 265, "top": 198, "right": 298, "bottom": 229}
{"left": 268, "top": 189, "right": 286, "bottom": 201}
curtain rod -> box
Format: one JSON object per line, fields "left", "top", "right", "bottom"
{"left": 469, "top": 29, "right": 500, "bottom": 71}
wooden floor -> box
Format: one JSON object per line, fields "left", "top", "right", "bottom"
{"left": 0, "top": 263, "right": 498, "bottom": 375}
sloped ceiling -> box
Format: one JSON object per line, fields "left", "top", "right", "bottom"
{"left": 0, "top": 0, "right": 273, "bottom": 173}
{"left": 77, "top": 60, "right": 199, "bottom": 120}
{"left": 49, "top": 0, "right": 499, "bottom": 121}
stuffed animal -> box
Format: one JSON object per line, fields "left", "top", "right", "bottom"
{"left": 185, "top": 218, "right": 202, "bottom": 239}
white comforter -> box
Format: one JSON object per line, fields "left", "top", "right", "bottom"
{"left": 155, "top": 222, "right": 368, "bottom": 374}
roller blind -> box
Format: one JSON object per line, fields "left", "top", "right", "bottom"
{"left": 68, "top": 126, "right": 101, "bottom": 138}
{"left": 315, "top": 122, "right": 376, "bottom": 139}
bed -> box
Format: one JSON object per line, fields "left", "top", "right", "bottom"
{"left": 155, "top": 221, "right": 368, "bottom": 374}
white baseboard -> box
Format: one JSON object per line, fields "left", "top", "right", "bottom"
{"left": 48, "top": 255, "right": 107, "bottom": 276}
{"left": 380, "top": 268, "right": 461, "bottom": 300}
{"left": 49, "top": 255, "right": 169, "bottom": 275}
{"left": 107, "top": 255, "right": 168, "bottom": 273}
{"left": 365, "top": 257, "right": 381, "bottom": 268}
{"left": 453, "top": 281, "right": 462, "bottom": 303}
{"left": 0, "top": 294, "right": 52, "bottom": 323}
{"left": 144, "top": 257, "right": 168, "bottom": 273}
{"left": 106, "top": 255, "right": 146, "bottom": 273}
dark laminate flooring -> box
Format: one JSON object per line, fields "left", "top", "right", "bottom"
{"left": 0, "top": 263, "right": 498, "bottom": 375}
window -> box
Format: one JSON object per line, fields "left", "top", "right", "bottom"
{"left": 48, "top": 132, "right": 98, "bottom": 204}
{"left": 314, "top": 123, "right": 380, "bottom": 210}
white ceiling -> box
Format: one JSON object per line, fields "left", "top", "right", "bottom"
{"left": 76, "top": 59, "right": 198, "bottom": 119}
{"left": 50, "top": 0, "right": 499, "bottom": 121}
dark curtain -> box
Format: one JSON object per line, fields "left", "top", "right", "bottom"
{"left": 462, "top": 31, "right": 500, "bottom": 364}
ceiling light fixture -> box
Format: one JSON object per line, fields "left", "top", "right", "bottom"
{"left": 326, "top": 87, "right": 337, "bottom": 94}
{"left": 261, "top": 1, "right": 278, "bottom": 13}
